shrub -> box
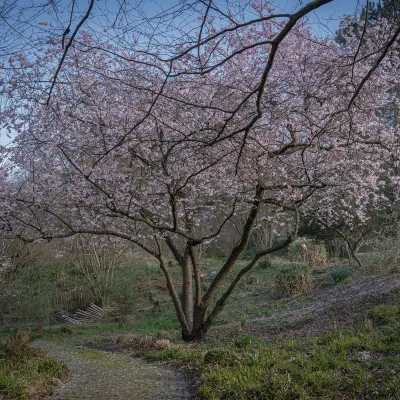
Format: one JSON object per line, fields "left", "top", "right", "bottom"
{"left": 288, "top": 238, "right": 327, "bottom": 268}
{"left": 330, "top": 267, "right": 353, "bottom": 284}
{"left": 275, "top": 262, "right": 312, "bottom": 298}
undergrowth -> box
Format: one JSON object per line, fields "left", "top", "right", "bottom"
{"left": 143, "top": 305, "right": 400, "bottom": 400}
{"left": 275, "top": 262, "right": 312, "bottom": 298}
{"left": 0, "top": 329, "right": 67, "bottom": 400}
{"left": 330, "top": 267, "right": 353, "bottom": 284}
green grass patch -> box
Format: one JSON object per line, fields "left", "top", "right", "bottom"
{"left": 368, "top": 305, "right": 400, "bottom": 326}
{"left": 42, "top": 307, "right": 180, "bottom": 347}
{"left": 330, "top": 267, "right": 353, "bottom": 284}
{"left": 143, "top": 309, "right": 400, "bottom": 399}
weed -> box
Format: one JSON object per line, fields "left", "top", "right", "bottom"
{"left": 246, "top": 274, "right": 259, "bottom": 285}
{"left": 257, "top": 258, "right": 272, "bottom": 269}
{"left": 330, "top": 267, "right": 353, "bottom": 284}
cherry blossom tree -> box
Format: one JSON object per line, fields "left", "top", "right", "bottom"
{"left": 1, "top": 1, "right": 400, "bottom": 340}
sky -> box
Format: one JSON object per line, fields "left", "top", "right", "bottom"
{"left": 0, "top": 0, "right": 363, "bottom": 146}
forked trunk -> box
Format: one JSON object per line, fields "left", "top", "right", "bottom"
{"left": 181, "top": 305, "right": 209, "bottom": 341}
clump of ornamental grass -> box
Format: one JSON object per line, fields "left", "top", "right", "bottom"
{"left": 3, "top": 329, "right": 31, "bottom": 357}
{"left": 275, "top": 262, "right": 312, "bottom": 298}
{"left": 288, "top": 238, "right": 327, "bottom": 268}
{"left": 330, "top": 267, "right": 353, "bottom": 284}
{"left": 246, "top": 274, "right": 259, "bottom": 285}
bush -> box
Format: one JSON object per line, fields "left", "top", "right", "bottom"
{"left": 288, "top": 238, "right": 327, "bottom": 268}
{"left": 275, "top": 262, "right": 312, "bottom": 298}
{"left": 330, "top": 267, "right": 353, "bottom": 284}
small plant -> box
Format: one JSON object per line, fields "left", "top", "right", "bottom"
{"left": 233, "top": 335, "right": 262, "bottom": 348}
{"left": 257, "top": 258, "right": 272, "bottom": 270}
{"left": 330, "top": 267, "right": 353, "bottom": 284}
{"left": 275, "top": 262, "right": 312, "bottom": 298}
{"left": 246, "top": 274, "right": 259, "bottom": 285}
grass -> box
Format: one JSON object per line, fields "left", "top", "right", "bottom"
{"left": 3, "top": 254, "right": 400, "bottom": 399}
{"left": 275, "top": 261, "right": 312, "bottom": 298}
{"left": 29, "top": 254, "right": 396, "bottom": 348}
{"left": 330, "top": 267, "right": 353, "bottom": 284}
{"left": 0, "top": 330, "right": 68, "bottom": 400}
{"left": 142, "top": 304, "right": 400, "bottom": 399}
{"left": 43, "top": 312, "right": 179, "bottom": 345}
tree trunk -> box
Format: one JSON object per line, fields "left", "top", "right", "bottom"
{"left": 181, "top": 253, "right": 193, "bottom": 331}
{"left": 181, "top": 305, "right": 210, "bottom": 341}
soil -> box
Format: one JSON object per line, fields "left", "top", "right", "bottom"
{"left": 218, "top": 273, "right": 400, "bottom": 339}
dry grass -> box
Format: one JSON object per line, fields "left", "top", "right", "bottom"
{"left": 111, "top": 333, "right": 172, "bottom": 351}
{"left": 275, "top": 262, "right": 312, "bottom": 298}
{"left": 289, "top": 239, "right": 327, "bottom": 268}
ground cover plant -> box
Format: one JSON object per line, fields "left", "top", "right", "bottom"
{"left": 0, "top": 330, "right": 67, "bottom": 400}
{"left": 3, "top": 245, "right": 398, "bottom": 399}
{"left": 136, "top": 303, "right": 400, "bottom": 399}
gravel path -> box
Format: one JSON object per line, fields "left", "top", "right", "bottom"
{"left": 33, "top": 341, "right": 190, "bottom": 400}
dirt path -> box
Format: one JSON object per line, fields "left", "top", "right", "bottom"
{"left": 257, "top": 274, "right": 400, "bottom": 323}
{"left": 216, "top": 274, "right": 400, "bottom": 338}
{"left": 33, "top": 341, "right": 190, "bottom": 400}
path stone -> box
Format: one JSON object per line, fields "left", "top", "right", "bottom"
{"left": 33, "top": 341, "right": 190, "bottom": 400}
